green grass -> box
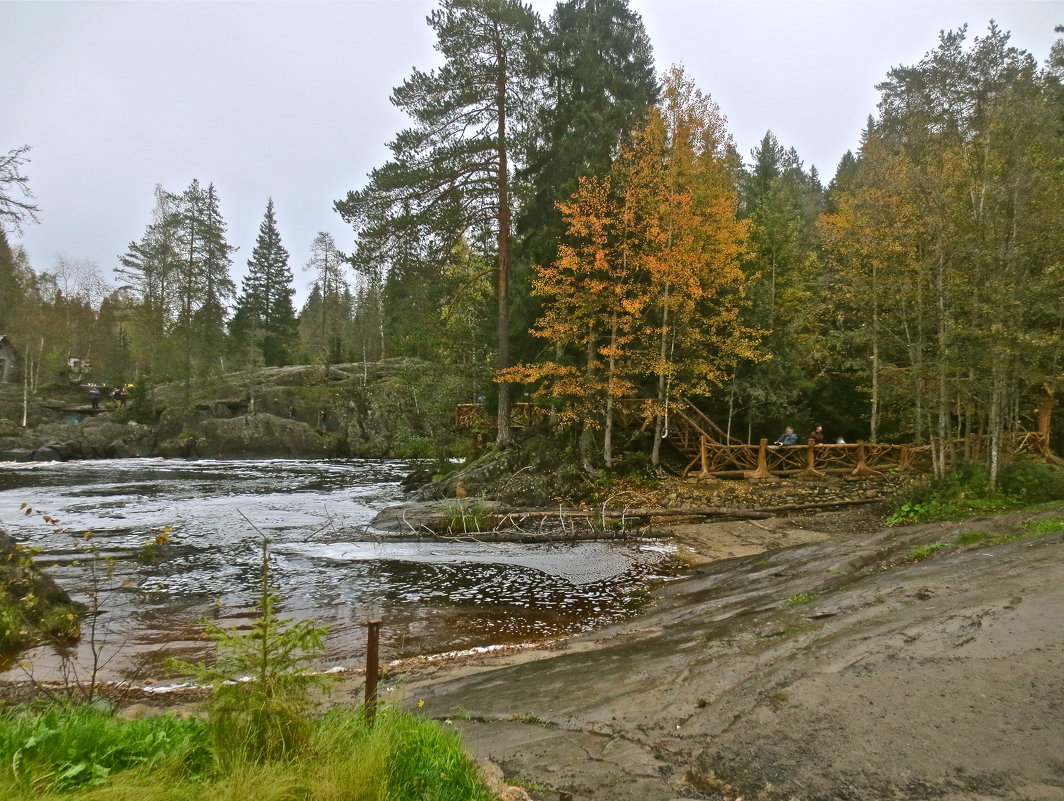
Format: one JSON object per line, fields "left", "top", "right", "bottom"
{"left": 887, "top": 462, "right": 1064, "bottom": 526}
{"left": 0, "top": 702, "right": 495, "bottom": 801}
{"left": 902, "top": 516, "right": 1062, "bottom": 563}
{"left": 781, "top": 592, "right": 815, "bottom": 608}
{"left": 1026, "top": 517, "right": 1064, "bottom": 534}
{"left": 952, "top": 516, "right": 1064, "bottom": 549}
{"left": 904, "top": 542, "right": 951, "bottom": 562}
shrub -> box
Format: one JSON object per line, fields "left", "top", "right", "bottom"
{"left": 167, "top": 537, "right": 331, "bottom": 765}
{"left": 888, "top": 462, "right": 1064, "bottom": 525}
{"left": 997, "top": 461, "right": 1064, "bottom": 503}
{"left": 0, "top": 602, "right": 30, "bottom": 653}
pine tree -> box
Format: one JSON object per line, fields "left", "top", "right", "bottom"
{"left": 231, "top": 199, "right": 297, "bottom": 366}
{"left": 335, "top": 0, "right": 545, "bottom": 446}
{"left": 117, "top": 185, "right": 183, "bottom": 376}
{"left": 301, "top": 232, "right": 349, "bottom": 375}
{"left": 167, "top": 179, "right": 236, "bottom": 378}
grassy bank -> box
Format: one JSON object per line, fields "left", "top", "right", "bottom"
{"left": 0, "top": 702, "right": 493, "bottom": 801}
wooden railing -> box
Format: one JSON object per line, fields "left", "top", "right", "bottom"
{"left": 682, "top": 433, "right": 1052, "bottom": 480}
{"left": 455, "top": 402, "right": 545, "bottom": 431}
{"left": 455, "top": 398, "right": 1057, "bottom": 478}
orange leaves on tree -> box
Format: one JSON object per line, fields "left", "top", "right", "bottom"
{"left": 505, "top": 65, "right": 762, "bottom": 466}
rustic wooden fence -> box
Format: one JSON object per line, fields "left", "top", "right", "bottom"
{"left": 455, "top": 402, "right": 545, "bottom": 430}
{"left": 684, "top": 432, "right": 1053, "bottom": 480}
{"left": 455, "top": 399, "right": 1056, "bottom": 479}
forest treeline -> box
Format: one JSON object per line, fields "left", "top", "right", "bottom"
{"left": 1, "top": 2, "right": 1062, "bottom": 482}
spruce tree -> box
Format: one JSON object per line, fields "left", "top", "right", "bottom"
{"left": 231, "top": 199, "right": 297, "bottom": 366}
{"left": 517, "top": 0, "right": 657, "bottom": 273}
{"left": 723, "top": 132, "right": 829, "bottom": 441}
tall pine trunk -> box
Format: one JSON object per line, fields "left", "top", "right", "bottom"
{"left": 495, "top": 52, "right": 513, "bottom": 448}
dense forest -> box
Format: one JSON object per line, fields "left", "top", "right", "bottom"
{"left": 1, "top": 1, "right": 1062, "bottom": 481}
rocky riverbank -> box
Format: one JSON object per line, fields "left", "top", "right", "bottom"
{"left": 0, "top": 527, "right": 81, "bottom": 660}
{"left": 365, "top": 501, "right": 1064, "bottom": 801}
{"left": 0, "top": 358, "right": 479, "bottom": 461}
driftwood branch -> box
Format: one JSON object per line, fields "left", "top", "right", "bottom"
{"left": 499, "top": 506, "right": 772, "bottom": 520}
{"left": 762, "top": 497, "right": 885, "bottom": 514}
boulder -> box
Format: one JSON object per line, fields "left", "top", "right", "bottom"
{"left": 187, "top": 413, "right": 337, "bottom": 458}
{"left": 0, "top": 529, "right": 75, "bottom": 608}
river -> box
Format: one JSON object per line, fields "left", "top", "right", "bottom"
{"left": 0, "top": 458, "right": 678, "bottom": 685}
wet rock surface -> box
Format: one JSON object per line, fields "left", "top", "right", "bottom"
{"left": 392, "top": 503, "right": 1064, "bottom": 801}
{"left": 0, "top": 417, "right": 156, "bottom": 461}
{"left": 157, "top": 413, "right": 337, "bottom": 458}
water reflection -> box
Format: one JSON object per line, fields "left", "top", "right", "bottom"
{"left": 0, "top": 458, "right": 677, "bottom": 683}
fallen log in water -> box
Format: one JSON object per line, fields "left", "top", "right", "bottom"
{"left": 363, "top": 497, "right": 884, "bottom": 542}
{"left": 365, "top": 502, "right": 774, "bottom": 541}
{"left": 498, "top": 506, "right": 773, "bottom": 520}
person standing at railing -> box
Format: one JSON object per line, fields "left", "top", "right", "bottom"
{"left": 810, "top": 424, "right": 824, "bottom": 444}
{"left": 773, "top": 426, "right": 798, "bottom": 446}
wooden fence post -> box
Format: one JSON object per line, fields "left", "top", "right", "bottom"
{"left": 797, "top": 439, "right": 824, "bottom": 479}
{"left": 745, "top": 438, "right": 774, "bottom": 481}
{"left": 364, "top": 619, "right": 382, "bottom": 726}
{"left": 850, "top": 441, "right": 879, "bottom": 478}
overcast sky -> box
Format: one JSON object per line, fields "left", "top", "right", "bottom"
{"left": 2, "top": 0, "right": 1060, "bottom": 305}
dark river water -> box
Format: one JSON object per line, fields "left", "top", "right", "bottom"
{"left": 0, "top": 458, "right": 679, "bottom": 684}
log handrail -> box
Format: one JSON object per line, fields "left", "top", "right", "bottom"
{"left": 682, "top": 432, "right": 1053, "bottom": 479}
{"left": 673, "top": 395, "right": 743, "bottom": 445}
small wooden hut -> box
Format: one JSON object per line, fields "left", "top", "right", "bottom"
{"left": 0, "top": 336, "right": 22, "bottom": 384}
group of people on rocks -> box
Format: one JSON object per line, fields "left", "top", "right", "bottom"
{"left": 86, "top": 385, "right": 129, "bottom": 410}
{"left": 773, "top": 423, "right": 839, "bottom": 446}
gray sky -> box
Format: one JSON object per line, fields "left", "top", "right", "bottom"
{"left": 2, "top": 0, "right": 1060, "bottom": 306}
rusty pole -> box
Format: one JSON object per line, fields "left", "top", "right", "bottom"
{"left": 364, "top": 619, "right": 382, "bottom": 725}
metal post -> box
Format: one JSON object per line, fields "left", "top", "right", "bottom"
{"left": 364, "top": 619, "right": 382, "bottom": 725}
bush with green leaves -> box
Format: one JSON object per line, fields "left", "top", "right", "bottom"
{"left": 888, "top": 462, "right": 1064, "bottom": 525}
{"left": 997, "top": 460, "right": 1064, "bottom": 502}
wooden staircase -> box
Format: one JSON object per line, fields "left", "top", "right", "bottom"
{"left": 661, "top": 397, "right": 739, "bottom": 461}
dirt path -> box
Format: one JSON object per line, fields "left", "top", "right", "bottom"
{"left": 376, "top": 503, "right": 1064, "bottom": 801}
